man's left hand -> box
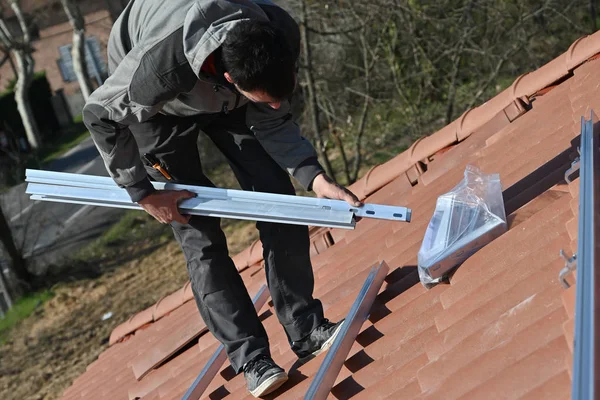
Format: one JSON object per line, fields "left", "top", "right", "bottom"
{"left": 312, "top": 173, "right": 362, "bottom": 207}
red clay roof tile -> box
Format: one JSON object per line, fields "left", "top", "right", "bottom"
{"left": 131, "top": 300, "right": 207, "bottom": 380}
{"left": 563, "top": 318, "right": 575, "bottom": 354}
{"left": 562, "top": 284, "right": 577, "bottom": 321}
{"left": 519, "top": 370, "right": 572, "bottom": 400}
{"left": 232, "top": 239, "right": 263, "bottom": 272}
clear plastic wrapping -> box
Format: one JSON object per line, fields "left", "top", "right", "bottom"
{"left": 417, "top": 165, "right": 507, "bottom": 286}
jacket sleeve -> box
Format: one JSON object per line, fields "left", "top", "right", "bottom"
{"left": 246, "top": 100, "right": 324, "bottom": 190}
{"left": 83, "top": 46, "right": 183, "bottom": 202}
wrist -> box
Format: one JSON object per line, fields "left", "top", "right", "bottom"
{"left": 126, "top": 178, "right": 156, "bottom": 203}
{"left": 311, "top": 173, "right": 329, "bottom": 194}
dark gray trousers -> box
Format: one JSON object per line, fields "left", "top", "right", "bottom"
{"left": 129, "top": 106, "right": 324, "bottom": 372}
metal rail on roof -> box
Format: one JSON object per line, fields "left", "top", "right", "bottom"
{"left": 305, "top": 261, "right": 389, "bottom": 400}
{"left": 25, "top": 170, "right": 412, "bottom": 229}
{"left": 181, "top": 285, "right": 270, "bottom": 400}
{"left": 571, "top": 111, "right": 599, "bottom": 400}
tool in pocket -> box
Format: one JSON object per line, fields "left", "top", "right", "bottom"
{"left": 143, "top": 153, "right": 173, "bottom": 181}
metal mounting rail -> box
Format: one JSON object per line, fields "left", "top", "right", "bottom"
{"left": 25, "top": 170, "right": 411, "bottom": 229}
{"left": 571, "top": 111, "right": 600, "bottom": 400}
{"left": 305, "top": 261, "right": 389, "bottom": 400}
{"left": 26, "top": 182, "right": 355, "bottom": 229}
{"left": 182, "top": 285, "right": 270, "bottom": 400}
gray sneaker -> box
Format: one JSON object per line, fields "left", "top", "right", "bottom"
{"left": 243, "top": 355, "right": 288, "bottom": 398}
{"left": 292, "top": 319, "right": 345, "bottom": 362}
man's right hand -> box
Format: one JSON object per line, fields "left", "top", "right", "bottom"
{"left": 138, "top": 190, "right": 196, "bottom": 224}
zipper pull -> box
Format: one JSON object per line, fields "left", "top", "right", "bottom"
{"left": 222, "top": 101, "right": 229, "bottom": 114}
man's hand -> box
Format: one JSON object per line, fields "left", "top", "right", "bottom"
{"left": 312, "top": 173, "right": 362, "bottom": 207}
{"left": 138, "top": 190, "right": 196, "bottom": 224}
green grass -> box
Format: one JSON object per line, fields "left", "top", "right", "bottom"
{"left": 0, "top": 290, "right": 54, "bottom": 344}
{"left": 74, "top": 209, "right": 171, "bottom": 262}
{"left": 99, "top": 210, "right": 155, "bottom": 247}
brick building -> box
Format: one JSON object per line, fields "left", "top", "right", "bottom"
{"left": 0, "top": 0, "right": 126, "bottom": 96}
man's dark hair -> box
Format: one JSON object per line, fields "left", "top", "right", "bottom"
{"left": 221, "top": 20, "right": 296, "bottom": 100}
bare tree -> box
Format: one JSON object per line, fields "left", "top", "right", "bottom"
{"left": 0, "top": 41, "right": 16, "bottom": 76}
{"left": 298, "top": 0, "right": 337, "bottom": 181}
{"left": 0, "top": 0, "right": 41, "bottom": 150}
{"left": 290, "top": 0, "right": 382, "bottom": 184}
{"left": 60, "top": 0, "right": 92, "bottom": 100}
{"left": 592, "top": 0, "right": 597, "bottom": 32}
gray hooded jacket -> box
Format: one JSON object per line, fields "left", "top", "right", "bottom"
{"left": 83, "top": 0, "right": 324, "bottom": 202}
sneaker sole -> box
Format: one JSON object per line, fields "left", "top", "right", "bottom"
{"left": 250, "top": 371, "right": 288, "bottom": 398}
{"left": 299, "top": 321, "right": 345, "bottom": 363}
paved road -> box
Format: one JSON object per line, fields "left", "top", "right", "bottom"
{"left": 1, "top": 137, "right": 126, "bottom": 273}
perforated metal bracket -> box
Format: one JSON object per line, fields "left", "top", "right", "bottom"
{"left": 559, "top": 249, "right": 577, "bottom": 289}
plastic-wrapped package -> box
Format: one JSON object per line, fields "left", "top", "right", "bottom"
{"left": 417, "top": 165, "right": 507, "bottom": 286}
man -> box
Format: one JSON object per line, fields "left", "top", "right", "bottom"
{"left": 83, "top": 0, "right": 361, "bottom": 397}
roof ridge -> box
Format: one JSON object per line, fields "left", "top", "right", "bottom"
{"left": 347, "top": 30, "right": 600, "bottom": 199}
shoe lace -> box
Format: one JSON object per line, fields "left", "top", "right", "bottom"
{"left": 244, "top": 355, "right": 274, "bottom": 377}
{"left": 312, "top": 319, "right": 335, "bottom": 341}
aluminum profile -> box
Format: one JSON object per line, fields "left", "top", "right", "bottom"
{"left": 25, "top": 170, "right": 412, "bottom": 229}
{"left": 26, "top": 182, "right": 355, "bottom": 229}
{"left": 305, "top": 261, "right": 390, "bottom": 400}
{"left": 571, "top": 111, "right": 599, "bottom": 400}
{"left": 181, "top": 285, "right": 270, "bottom": 400}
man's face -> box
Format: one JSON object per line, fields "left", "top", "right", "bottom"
{"left": 236, "top": 86, "right": 282, "bottom": 110}
{"left": 223, "top": 72, "right": 283, "bottom": 110}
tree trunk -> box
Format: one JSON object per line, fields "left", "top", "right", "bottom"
{"left": 351, "top": 97, "right": 370, "bottom": 183}
{"left": 61, "top": 0, "right": 93, "bottom": 100}
{"left": 0, "top": 265, "right": 14, "bottom": 313}
{"left": 72, "top": 29, "right": 92, "bottom": 100}
{"left": 351, "top": 34, "right": 373, "bottom": 183}
{"left": 592, "top": 0, "right": 598, "bottom": 32}
{"left": 299, "top": 0, "right": 337, "bottom": 182}
{"left": 7, "top": 51, "right": 16, "bottom": 78}
{"left": 8, "top": 0, "right": 41, "bottom": 150}
{"left": 0, "top": 204, "right": 31, "bottom": 293}
{"left": 14, "top": 50, "right": 40, "bottom": 150}
{"left": 330, "top": 128, "right": 352, "bottom": 184}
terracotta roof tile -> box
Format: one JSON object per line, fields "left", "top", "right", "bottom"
{"left": 383, "top": 379, "right": 423, "bottom": 400}
{"left": 562, "top": 284, "right": 577, "bottom": 320}
{"left": 333, "top": 329, "right": 434, "bottom": 397}
{"left": 519, "top": 370, "right": 572, "bottom": 400}
{"left": 420, "top": 303, "right": 567, "bottom": 393}
{"left": 131, "top": 300, "right": 207, "bottom": 380}
{"left": 460, "top": 337, "right": 569, "bottom": 400}
{"left": 62, "top": 33, "right": 600, "bottom": 400}
{"left": 444, "top": 193, "right": 572, "bottom": 291}
{"left": 428, "top": 260, "right": 565, "bottom": 360}
{"left": 232, "top": 239, "right": 263, "bottom": 272}
{"left": 563, "top": 317, "right": 576, "bottom": 354}
{"left": 435, "top": 235, "right": 568, "bottom": 333}
{"left": 347, "top": 354, "right": 429, "bottom": 399}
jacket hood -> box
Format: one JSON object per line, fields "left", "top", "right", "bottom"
{"left": 183, "top": 0, "right": 270, "bottom": 77}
